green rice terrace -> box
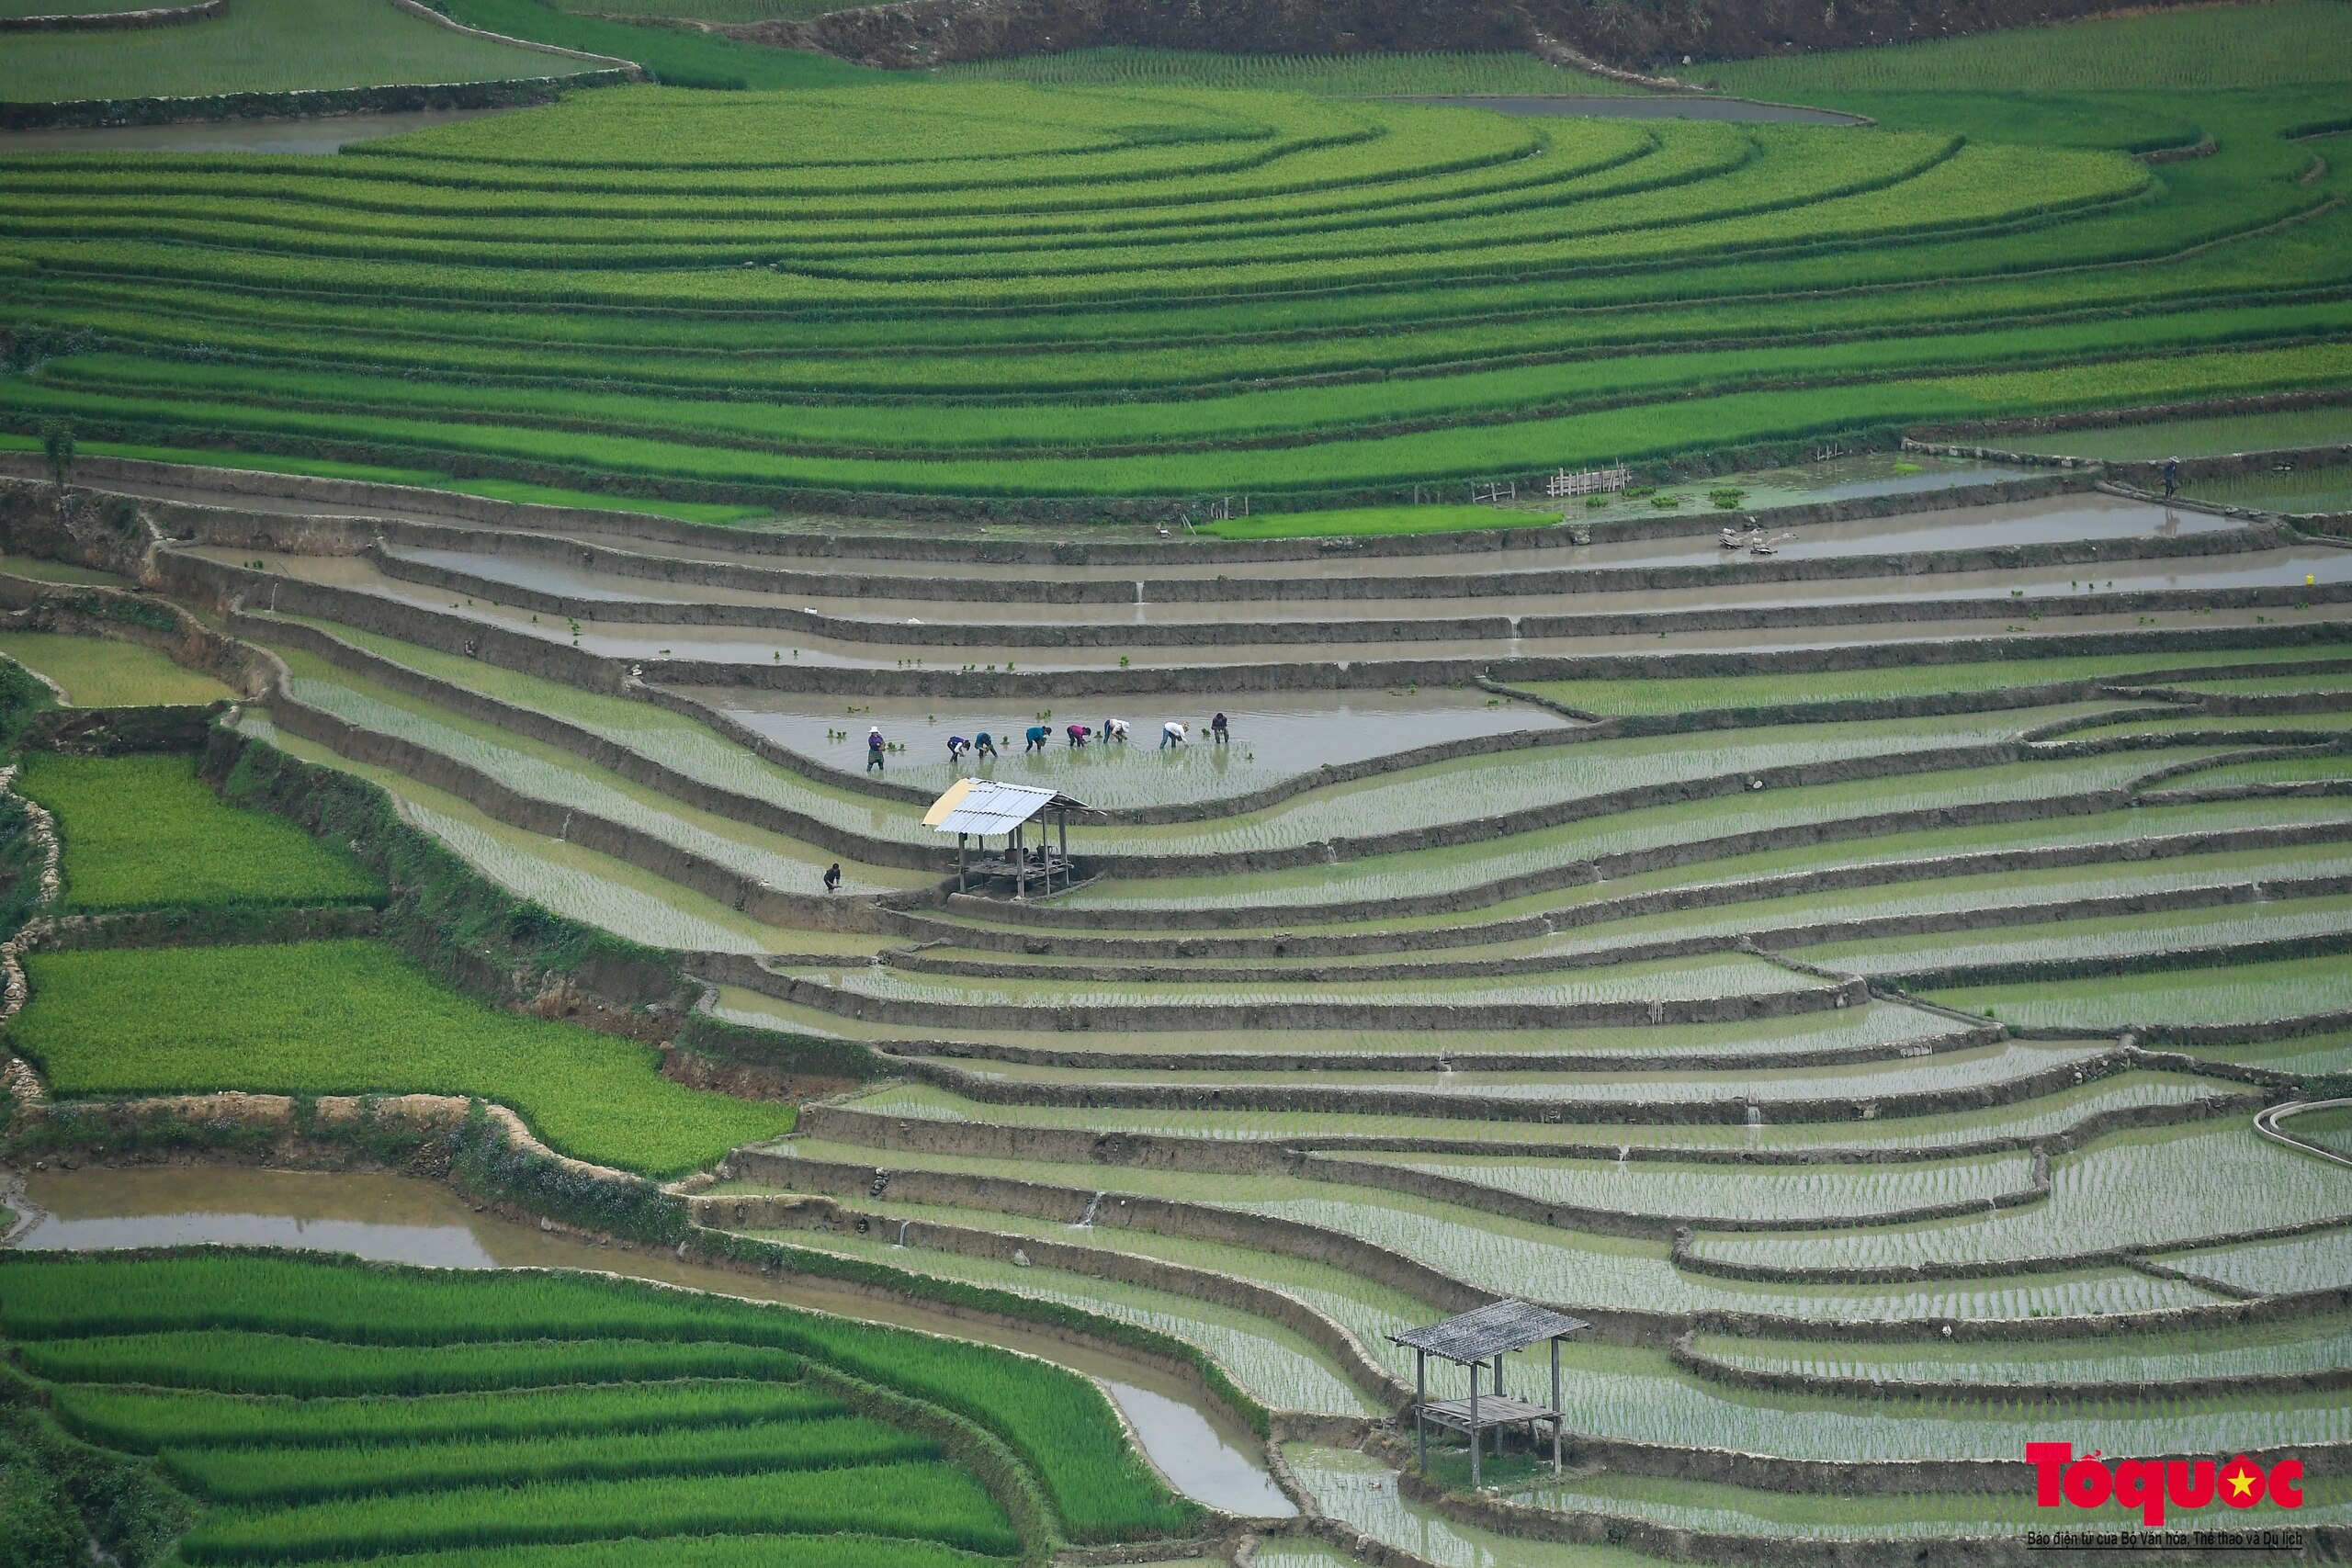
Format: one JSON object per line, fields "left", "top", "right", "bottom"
{"left": 7, "top": 2, "right": 2352, "bottom": 1566}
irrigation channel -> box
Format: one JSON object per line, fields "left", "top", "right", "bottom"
{"left": 6, "top": 1165, "right": 1295, "bottom": 1517}
{"left": 7, "top": 443, "right": 2352, "bottom": 1562}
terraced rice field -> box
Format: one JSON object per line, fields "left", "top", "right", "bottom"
{"left": 0, "top": 1252, "right": 1193, "bottom": 1555}
{"left": 4, "top": 0, "right": 2351, "bottom": 507}
{"left": 3, "top": 0, "right": 608, "bottom": 104}
{"left": 0, "top": 632, "right": 233, "bottom": 707}
{"left": 10, "top": 5, "right": 2352, "bottom": 1562}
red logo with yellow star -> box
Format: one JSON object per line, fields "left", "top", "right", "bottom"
{"left": 2027, "top": 1445, "right": 2302, "bottom": 1528}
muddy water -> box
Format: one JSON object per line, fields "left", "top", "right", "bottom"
{"left": 694, "top": 687, "right": 1568, "bottom": 809}
{"left": 0, "top": 107, "right": 516, "bottom": 155}
{"left": 11, "top": 1165, "right": 1295, "bottom": 1517}
{"left": 1396, "top": 94, "right": 1869, "bottom": 126}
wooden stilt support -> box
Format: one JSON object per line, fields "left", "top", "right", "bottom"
{"left": 1551, "top": 1337, "right": 1563, "bottom": 1474}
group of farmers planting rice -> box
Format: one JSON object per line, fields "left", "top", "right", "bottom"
{"left": 865, "top": 712, "right": 1233, "bottom": 770}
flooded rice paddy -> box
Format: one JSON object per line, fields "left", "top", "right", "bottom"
{"left": 8, "top": 1165, "right": 1294, "bottom": 1517}
{"left": 362, "top": 492, "right": 2237, "bottom": 604}
{"left": 692, "top": 685, "right": 1566, "bottom": 809}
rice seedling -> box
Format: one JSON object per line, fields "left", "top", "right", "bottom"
{"left": 0, "top": 634, "right": 232, "bottom": 708}
{"left": 1067, "top": 750, "right": 2218, "bottom": 912}
{"left": 279, "top": 659, "right": 927, "bottom": 889}
{"left": 55, "top": 1381, "right": 846, "bottom": 1453}
{"left": 7, "top": 940, "right": 795, "bottom": 1176}
{"left": 179, "top": 1461, "right": 1019, "bottom": 1561}
{"left": 1689, "top": 1314, "right": 2352, "bottom": 1388}
{"left": 782, "top": 1228, "right": 1380, "bottom": 1417}
{"left": 1342, "top": 1147, "right": 2038, "bottom": 1224}
{"left": 1687, "top": 1119, "right": 2352, "bottom": 1274}
{"left": 18, "top": 1331, "right": 808, "bottom": 1396}
{"left": 3, "top": 0, "right": 593, "bottom": 103}
{"left": 831, "top": 1067, "right": 2231, "bottom": 1151}
{"left": 2157, "top": 1227, "right": 2352, "bottom": 1298}
{"left": 1794, "top": 894, "right": 2352, "bottom": 978}
{"left": 271, "top": 623, "right": 932, "bottom": 844}
{"left": 164, "top": 1415, "right": 936, "bottom": 1503}
{"left": 0, "top": 1255, "right": 1193, "bottom": 1543}
{"left": 1518, "top": 647, "right": 2352, "bottom": 716}
{"left": 1930, "top": 952, "right": 2352, "bottom": 1031}
{"left": 3, "top": 55, "right": 2344, "bottom": 503}
{"left": 791, "top": 949, "right": 1824, "bottom": 1013}
{"left": 16, "top": 750, "right": 382, "bottom": 914}
{"left": 1288, "top": 1444, "right": 1661, "bottom": 1568}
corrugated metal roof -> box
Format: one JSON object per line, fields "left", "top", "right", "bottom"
{"left": 1389, "top": 1300, "right": 1589, "bottom": 1364}
{"left": 926, "top": 779, "right": 1075, "bottom": 836}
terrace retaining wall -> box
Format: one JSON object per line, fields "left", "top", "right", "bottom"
{"left": 133, "top": 461, "right": 2088, "bottom": 567}
{"left": 356, "top": 498, "right": 2204, "bottom": 609}
{"left": 239, "top": 611, "right": 951, "bottom": 872}
{"left": 736, "top": 964, "right": 1865, "bottom": 1034}
{"left": 356, "top": 544, "right": 2324, "bottom": 654}
{"left": 127, "top": 523, "right": 2352, "bottom": 705}
{"left": 926, "top": 818, "right": 2352, "bottom": 955}
{"left": 889, "top": 1041, "right": 2129, "bottom": 1129}
{"left": 0, "top": 0, "right": 219, "bottom": 32}
{"left": 259, "top": 682, "right": 895, "bottom": 930}
{"left": 0, "top": 73, "right": 635, "bottom": 131}
{"left": 797, "top": 1084, "right": 2256, "bottom": 1171}
{"left": 1667, "top": 1332, "right": 2352, "bottom": 1404}
{"left": 24, "top": 904, "right": 380, "bottom": 950}
{"left": 696, "top": 1186, "right": 1414, "bottom": 1409}
{"left": 717, "top": 1140, "right": 2352, "bottom": 1349}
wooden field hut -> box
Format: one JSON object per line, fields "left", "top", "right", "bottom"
{"left": 1390, "top": 1299, "right": 1589, "bottom": 1486}
{"left": 924, "top": 778, "right": 1093, "bottom": 898}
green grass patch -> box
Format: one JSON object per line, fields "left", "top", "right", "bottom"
{"left": 0, "top": 633, "right": 232, "bottom": 708}
{"left": 17, "top": 751, "right": 382, "bottom": 913}
{"left": 1, "top": 0, "right": 589, "bottom": 102}
{"left": 5, "top": 939, "right": 793, "bottom": 1175}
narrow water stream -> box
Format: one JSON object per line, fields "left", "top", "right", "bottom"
{"left": 9, "top": 1164, "right": 1295, "bottom": 1517}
